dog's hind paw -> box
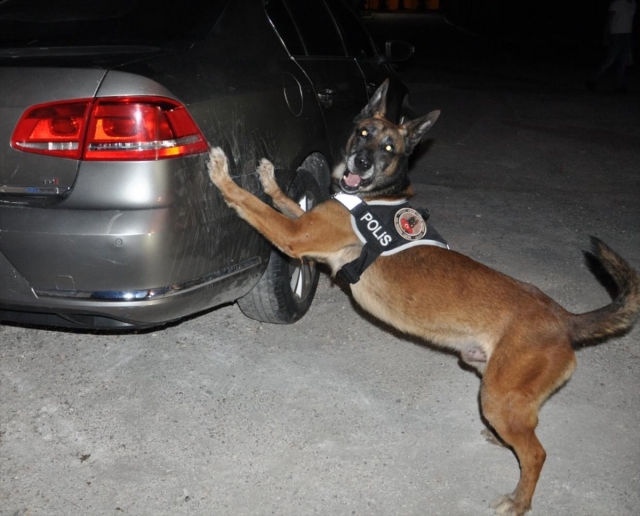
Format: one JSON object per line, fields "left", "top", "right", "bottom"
{"left": 491, "top": 494, "right": 530, "bottom": 516}
{"left": 207, "top": 147, "right": 230, "bottom": 187}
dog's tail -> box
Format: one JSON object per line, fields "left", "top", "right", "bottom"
{"left": 568, "top": 237, "right": 640, "bottom": 345}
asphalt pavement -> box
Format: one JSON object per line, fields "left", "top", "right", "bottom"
{"left": 1, "top": 14, "right": 639, "bottom": 516}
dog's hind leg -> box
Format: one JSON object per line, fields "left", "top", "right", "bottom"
{"left": 483, "top": 393, "right": 545, "bottom": 516}
{"left": 480, "top": 342, "right": 576, "bottom": 516}
{"left": 256, "top": 158, "right": 306, "bottom": 219}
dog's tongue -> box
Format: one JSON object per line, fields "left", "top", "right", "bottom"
{"left": 344, "top": 173, "right": 361, "bottom": 188}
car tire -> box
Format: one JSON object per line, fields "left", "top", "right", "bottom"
{"left": 237, "top": 169, "right": 325, "bottom": 324}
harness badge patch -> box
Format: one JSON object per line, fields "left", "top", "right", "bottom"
{"left": 394, "top": 207, "right": 427, "bottom": 241}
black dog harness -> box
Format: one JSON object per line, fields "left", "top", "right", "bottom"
{"left": 333, "top": 192, "right": 449, "bottom": 284}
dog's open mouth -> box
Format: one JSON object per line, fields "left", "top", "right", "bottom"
{"left": 340, "top": 171, "right": 372, "bottom": 193}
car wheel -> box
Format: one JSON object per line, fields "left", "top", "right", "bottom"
{"left": 237, "top": 169, "right": 324, "bottom": 324}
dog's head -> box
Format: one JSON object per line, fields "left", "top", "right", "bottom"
{"left": 332, "top": 79, "right": 440, "bottom": 198}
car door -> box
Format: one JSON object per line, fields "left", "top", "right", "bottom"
{"left": 325, "top": 0, "right": 407, "bottom": 123}
{"left": 324, "top": 0, "right": 385, "bottom": 98}
{"left": 266, "top": 0, "right": 368, "bottom": 166}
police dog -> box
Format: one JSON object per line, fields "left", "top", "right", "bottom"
{"left": 208, "top": 80, "right": 640, "bottom": 515}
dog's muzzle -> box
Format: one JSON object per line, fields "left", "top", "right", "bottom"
{"left": 341, "top": 152, "right": 374, "bottom": 192}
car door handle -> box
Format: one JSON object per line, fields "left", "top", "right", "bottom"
{"left": 317, "top": 88, "right": 335, "bottom": 109}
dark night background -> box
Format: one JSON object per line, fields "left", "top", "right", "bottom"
{"left": 357, "top": 0, "right": 639, "bottom": 95}
{"left": 441, "top": 0, "right": 635, "bottom": 41}
{"left": 359, "top": 0, "right": 639, "bottom": 43}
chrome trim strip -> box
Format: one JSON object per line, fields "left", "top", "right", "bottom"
{"left": 34, "top": 257, "right": 263, "bottom": 302}
{"left": 0, "top": 185, "right": 70, "bottom": 195}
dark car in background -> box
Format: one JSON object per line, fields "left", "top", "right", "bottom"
{"left": 0, "top": 0, "right": 413, "bottom": 330}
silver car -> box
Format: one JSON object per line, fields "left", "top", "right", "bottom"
{"left": 0, "top": 0, "right": 412, "bottom": 329}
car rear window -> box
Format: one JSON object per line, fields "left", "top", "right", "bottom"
{"left": 0, "top": 0, "right": 229, "bottom": 47}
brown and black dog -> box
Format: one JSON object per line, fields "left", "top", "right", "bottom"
{"left": 208, "top": 80, "right": 640, "bottom": 515}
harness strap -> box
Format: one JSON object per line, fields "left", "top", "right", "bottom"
{"left": 339, "top": 244, "right": 381, "bottom": 284}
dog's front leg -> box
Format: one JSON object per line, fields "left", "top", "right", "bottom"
{"left": 208, "top": 147, "right": 308, "bottom": 259}
{"left": 255, "top": 158, "right": 305, "bottom": 219}
{"left": 209, "top": 147, "right": 359, "bottom": 269}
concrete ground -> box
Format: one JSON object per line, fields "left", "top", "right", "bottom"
{"left": 1, "top": 15, "right": 639, "bottom": 516}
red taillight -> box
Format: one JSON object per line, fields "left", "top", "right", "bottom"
{"left": 11, "top": 96, "right": 209, "bottom": 161}
{"left": 84, "top": 98, "right": 209, "bottom": 160}
{"left": 11, "top": 99, "right": 93, "bottom": 159}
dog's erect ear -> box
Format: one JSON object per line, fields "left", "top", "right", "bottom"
{"left": 401, "top": 110, "right": 440, "bottom": 154}
{"left": 355, "top": 79, "right": 389, "bottom": 121}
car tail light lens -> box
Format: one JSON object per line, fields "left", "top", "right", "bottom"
{"left": 11, "top": 97, "right": 209, "bottom": 161}
{"left": 11, "top": 100, "right": 92, "bottom": 159}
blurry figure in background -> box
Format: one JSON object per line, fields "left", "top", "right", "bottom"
{"left": 586, "top": 0, "right": 636, "bottom": 93}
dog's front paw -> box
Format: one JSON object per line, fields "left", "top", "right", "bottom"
{"left": 257, "top": 158, "right": 278, "bottom": 195}
{"left": 491, "top": 494, "right": 530, "bottom": 516}
{"left": 207, "top": 147, "right": 231, "bottom": 188}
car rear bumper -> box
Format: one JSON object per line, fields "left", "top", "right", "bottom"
{"left": 0, "top": 185, "right": 270, "bottom": 329}
{"left": 0, "top": 249, "right": 264, "bottom": 329}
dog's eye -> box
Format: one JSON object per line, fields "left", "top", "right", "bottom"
{"left": 360, "top": 129, "right": 368, "bottom": 138}
{"left": 384, "top": 144, "right": 394, "bottom": 153}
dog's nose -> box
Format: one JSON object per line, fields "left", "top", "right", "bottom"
{"left": 354, "top": 153, "right": 372, "bottom": 171}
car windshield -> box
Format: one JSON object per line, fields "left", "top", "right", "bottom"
{"left": 0, "top": 0, "right": 228, "bottom": 48}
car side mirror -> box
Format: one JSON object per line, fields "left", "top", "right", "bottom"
{"left": 382, "top": 40, "right": 414, "bottom": 63}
